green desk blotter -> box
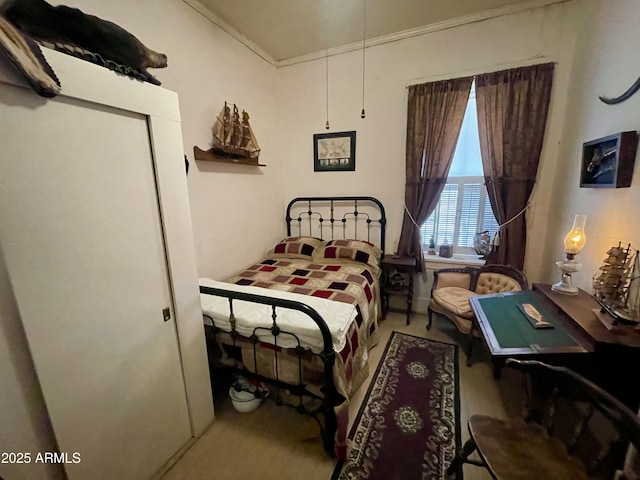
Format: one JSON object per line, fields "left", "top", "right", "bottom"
{"left": 477, "top": 292, "right": 578, "bottom": 349}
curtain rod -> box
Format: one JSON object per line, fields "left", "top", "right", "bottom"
{"left": 405, "top": 56, "right": 555, "bottom": 88}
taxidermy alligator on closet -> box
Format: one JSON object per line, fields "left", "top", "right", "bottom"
{"left": 0, "top": 0, "right": 167, "bottom": 98}
{"left": 599, "top": 75, "right": 640, "bottom": 105}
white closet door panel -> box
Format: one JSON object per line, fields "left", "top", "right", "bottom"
{"left": 0, "top": 83, "right": 191, "bottom": 480}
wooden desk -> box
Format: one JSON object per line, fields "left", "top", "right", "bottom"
{"left": 472, "top": 283, "right": 640, "bottom": 409}
{"left": 533, "top": 283, "right": 640, "bottom": 349}
{"left": 533, "top": 283, "right": 640, "bottom": 410}
{"left": 471, "top": 291, "right": 591, "bottom": 379}
{"left": 381, "top": 255, "right": 416, "bottom": 325}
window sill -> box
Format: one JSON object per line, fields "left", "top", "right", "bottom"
{"left": 423, "top": 253, "right": 486, "bottom": 270}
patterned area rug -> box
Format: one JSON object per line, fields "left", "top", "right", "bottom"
{"left": 332, "top": 331, "right": 460, "bottom": 480}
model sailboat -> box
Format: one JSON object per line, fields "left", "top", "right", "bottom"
{"left": 193, "top": 102, "right": 263, "bottom": 165}
{"left": 210, "top": 102, "right": 260, "bottom": 159}
{"left": 593, "top": 243, "right": 640, "bottom": 323}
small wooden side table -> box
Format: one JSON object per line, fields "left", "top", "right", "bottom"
{"left": 381, "top": 255, "right": 417, "bottom": 325}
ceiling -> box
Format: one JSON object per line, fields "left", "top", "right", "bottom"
{"left": 194, "top": 0, "right": 560, "bottom": 63}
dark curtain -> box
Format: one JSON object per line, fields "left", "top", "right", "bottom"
{"left": 397, "top": 76, "right": 473, "bottom": 270}
{"left": 475, "top": 63, "right": 554, "bottom": 270}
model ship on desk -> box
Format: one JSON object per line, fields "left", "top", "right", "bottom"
{"left": 593, "top": 243, "right": 640, "bottom": 325}
{"left": 194, "top": 102, "right": 264, "bottom": 166}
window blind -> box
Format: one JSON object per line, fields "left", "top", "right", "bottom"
{"left": 421, "top": 179, "right": 497, "bottom": 253}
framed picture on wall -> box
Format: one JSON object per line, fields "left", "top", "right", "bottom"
{"left": 580, "top": 131, "right": 638, "bottom": 188}
{"left": 313, "top": 131, "right": 356, "bottom": 172}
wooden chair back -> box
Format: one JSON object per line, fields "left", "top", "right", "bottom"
{"left": 507, "top": 359, "right": 640, "bottom": 478}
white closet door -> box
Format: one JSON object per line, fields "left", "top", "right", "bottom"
{"left": 0, "top": 84, "right": 191, "bottom": 480}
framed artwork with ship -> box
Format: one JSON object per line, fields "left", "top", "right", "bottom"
{"left": 194, "top": 102, "right": 264, "bottom": 166}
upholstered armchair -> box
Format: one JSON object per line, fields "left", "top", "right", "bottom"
{"left": 427, "top": 264, "right": 528, "bottom": 365}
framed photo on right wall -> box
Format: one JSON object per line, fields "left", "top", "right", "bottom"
{"left": 580, "top": 131, "right": 638, "bottom": 188}
{"left": 313, "top": 131, "right": 356, "bottom": 172}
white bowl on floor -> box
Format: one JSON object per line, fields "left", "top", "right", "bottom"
{"left": 229, "top": 385, "right": 262, "bottom": 413}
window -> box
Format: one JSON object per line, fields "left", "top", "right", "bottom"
{"left": 421, "top": 83, "right": 499, "bottom": 254}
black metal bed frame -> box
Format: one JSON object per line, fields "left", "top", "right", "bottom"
{"left": 200, "top": 196, "right": 386, "bottom": 456}
{"left": 286, "top": 196, "right": 386, "bottom": 253}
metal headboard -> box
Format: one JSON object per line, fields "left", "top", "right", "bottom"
{"left": 286, "top": 196, "right": 386, "bottom": 252}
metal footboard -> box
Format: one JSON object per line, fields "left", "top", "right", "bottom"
{"left": 199, "top": 285, "right": 340, "bottom": 456}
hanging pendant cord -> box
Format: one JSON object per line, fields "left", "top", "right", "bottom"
{"left": 325, "top": 49, "right": 329, "bottom": 129}
{"left": 324, "top": 0, "right": 330, "bottom": 129}
{"left": 361, "top": 0, "right": 366, "bottom": 119}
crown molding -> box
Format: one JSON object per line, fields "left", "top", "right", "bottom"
{"left": 181, "top": 0, "right": 277, "bottom": 66}
{"left": 276, "top": 0, "right": 570, "bottom": 68}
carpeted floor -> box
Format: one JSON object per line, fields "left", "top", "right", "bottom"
{"left": 332, "top": 331, "right": 460, "bottom": 480}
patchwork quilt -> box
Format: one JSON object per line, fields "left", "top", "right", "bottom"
{"left": 227, "top": 257, "right": 380, "bottom": 341}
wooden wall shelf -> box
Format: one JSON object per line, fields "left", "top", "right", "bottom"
{"left": 580, "top": 131, "right": 638, "bottom": 188}
{"left": 193, "top": 146, "right": 265, "bottom": 167}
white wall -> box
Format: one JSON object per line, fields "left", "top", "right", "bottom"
{"left": 277, "top": 1, "right": 581, "bottom": 310}
{"left": 542, "top": 0, "right": 640, "bottom": 291}
{"left": 0, "top": 1, "right": 279, "bottom": 479}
